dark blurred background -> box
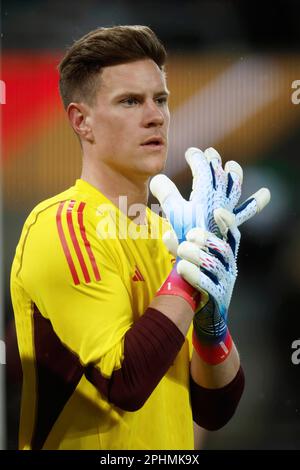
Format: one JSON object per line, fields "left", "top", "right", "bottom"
{"left": 1, "top": 0, "right": 300, "bottom": 450}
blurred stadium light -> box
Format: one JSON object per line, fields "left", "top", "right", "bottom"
{"left": 166, "top": 57, "right": 282, "bottom": 176}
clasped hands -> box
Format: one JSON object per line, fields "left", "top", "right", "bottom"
{"left": 150, "top": 147, "right": 270, "bottom": 342}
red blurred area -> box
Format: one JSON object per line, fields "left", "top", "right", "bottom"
{"left": 2, "top": 53, "right": 62, "bottom": 160}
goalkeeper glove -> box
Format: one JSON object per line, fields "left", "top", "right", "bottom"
{"left": 150, "top": 147, "right": 270, "bottom": 249}
{"left": 151, "top": 147, "right": 270, "bottom": 363}
{"left": 177, "top": 220, "right": 238, "bottom": 364}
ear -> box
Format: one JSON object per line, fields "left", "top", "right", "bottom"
{"left": 67, "top": 102, "right": 94, "bottom": 143}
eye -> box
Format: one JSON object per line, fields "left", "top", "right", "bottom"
{"left": 156, "top": 96, "right": 168, "bottom": 106}
{"left": 121, "top": 97, "right": 139, "bottom": 106}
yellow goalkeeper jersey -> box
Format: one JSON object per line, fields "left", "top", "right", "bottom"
{"left": 10, "top": 178, "right": 194, "bottom": 450}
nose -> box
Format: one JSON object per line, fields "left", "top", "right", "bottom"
{"left": 142, "top": 99, "right": 165, "bottom": 128}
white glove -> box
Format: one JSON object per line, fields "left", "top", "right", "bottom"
{"left": 150, "top": 147, "right": 270, "bottom": 256}
{"left": 177, "top": 222, "right": 237, "bottom": 339}
{"left": 150, "top": 147, "right": 271, "bottom": 342}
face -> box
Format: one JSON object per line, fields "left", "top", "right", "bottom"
{"left": 79, "top": 59, "right": 170, "bottom": 179}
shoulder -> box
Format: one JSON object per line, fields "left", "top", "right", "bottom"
{"left": 21, "top": 182, "right": 110, "bottom": 247}
{"left": 15, "top": 184, "right": 118, "bottom": 286}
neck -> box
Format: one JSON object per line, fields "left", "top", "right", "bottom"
{"left": 80, "top": 159, "right": 149, "bottom": 222}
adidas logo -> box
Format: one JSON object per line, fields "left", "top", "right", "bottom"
{"left": 132, "top": 266, "right": 145, "bottom": 282}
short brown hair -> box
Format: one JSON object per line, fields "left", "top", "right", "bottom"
{"left": 58, "top": 25, "right": 167, "bottom": 109}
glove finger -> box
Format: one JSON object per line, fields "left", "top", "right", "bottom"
{"left": 213, "top": 207, "right": 236, "bottom": 238}
{"left": 162, "top": 229, "right": 179, "bottom": 257}
{"left": 177, "top": 241, "right": 228, "bottom": 280}
{"left": 185, "top": 227, "right": 207, "bottom": 249}
{"left": 150, "top": 174, "right": 187, "bottom": 239}
{"left": 185, "top": 147, "right": 212, "bottom": 201}
{"left": 225, "top": 160, "right": 243, "bottom": 185}
{"left": 204, "top": 147, "right": 226, "bottom": 193}
{"left": 150, "top": 174, "right": 185, "bottom": 208}
{"left": 186, "top": 227, "right": 231, "bottom": 267}
{"left": 224, "top": 160, "right": 243, "bottom": 209}
{"left": 177, "top": 260, "right": 223, "bottom": 308}
{"left": 213, "top": 208, "right": 241, "bottom": 258}
{"left": 205, "top": 233, "right": 232, "bottom": 268}
{"left": 226, "top": 226, "right": 241, "bottom": 258}
{"left": 234, "top": 187, "right": 271, "bottom": 226}
{"left": 204, "top": 147, "right": 222, "bottom": 165}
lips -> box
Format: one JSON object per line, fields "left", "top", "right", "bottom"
{"left": 141, "top": 136, "right": 164, "bottom": 146}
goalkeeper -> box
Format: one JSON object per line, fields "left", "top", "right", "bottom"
{"left": 10, "top": 25, "right": 270, "bottom": 450}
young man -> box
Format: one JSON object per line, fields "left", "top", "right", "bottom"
{"left": 10, "top": 25, "right": 267, "bottom": 450}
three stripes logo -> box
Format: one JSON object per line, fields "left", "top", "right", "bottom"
{"left": 132, "top": 266, "right": 145, "bottom": 282}
{"left": 56, "top": 200, "right": 101, "bottom": 285}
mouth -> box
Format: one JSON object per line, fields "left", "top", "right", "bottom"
{"left": 141, "top": 136, "right": 165, "bottom": 150}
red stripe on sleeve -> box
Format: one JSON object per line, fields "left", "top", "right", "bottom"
{"left": 136, "top": 267, "right": 144, "bottom": 281}
{"left": 66, "top": 200, "right": 91, "bottom": 283}
{"left": 56, "top": 201, "right": 80, "bottom": 285}
{"left": 77, "top": 202, "right": 101, "bottom": 281}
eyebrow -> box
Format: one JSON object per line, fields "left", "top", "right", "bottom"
{"left": 113, "top": 90, "right": 170, "bottom": 101}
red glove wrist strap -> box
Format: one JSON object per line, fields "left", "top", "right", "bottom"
{"left": 156, "top": 266, "right": 201, "bottom": 312}
{"left": 192, "top": 328, "right": 233, "bottom": 365}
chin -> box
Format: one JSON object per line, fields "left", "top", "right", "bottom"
{"left": 142, "top": 154, "right": 167, "bottom": 177}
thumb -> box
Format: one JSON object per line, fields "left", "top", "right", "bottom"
{"left": 213, "top": 208, "right": 236, "bottom": 238}
{"left": 150, "top": 174, "right": 184, "bottom": 207}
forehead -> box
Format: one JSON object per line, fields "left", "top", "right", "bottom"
{"left": 98, "top": 59, "right": 168, "bottom": 96}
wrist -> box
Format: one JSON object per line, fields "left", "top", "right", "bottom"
{"left": 192, "top": 328, "right": 233, "bottom": 365}
{"left": 193, "top": 295, "right": 228, "bottom": 341}
{"left": 156, "top": 263, "right": 201, "bottom": 312}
